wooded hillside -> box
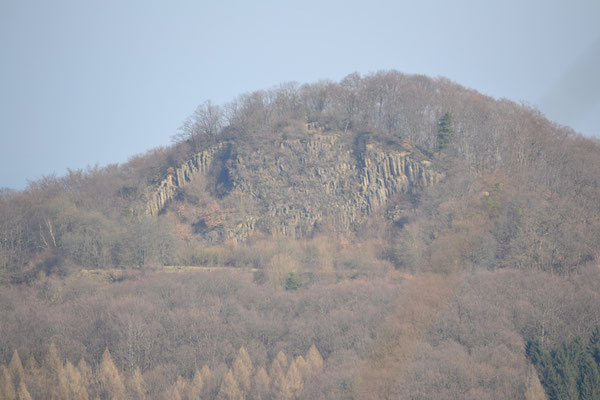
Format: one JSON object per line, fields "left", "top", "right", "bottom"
{"left": 1, "top": 71, "right": 599, "bottom": 399}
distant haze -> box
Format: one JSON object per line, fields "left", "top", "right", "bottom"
{"left": 1, "top": 0, "right": 599, "bottom": 189}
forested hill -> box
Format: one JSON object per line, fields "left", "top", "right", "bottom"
{"left": 2, "top": 71, "right": 598, "bottom": 278}
{"left": 1, "top": 71, "right": 600, "bottom": 399}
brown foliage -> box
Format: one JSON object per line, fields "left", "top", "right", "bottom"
{"left": 98, "top": 348, "right": 126, "bottom": 400}
{"left": 353, "top": 273, "right": 463, "bottom": 399}
{"left": 216, "top": 369, "right": 243, "bottom": 400}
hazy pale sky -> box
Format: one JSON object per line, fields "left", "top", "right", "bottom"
{"left": 1, "top": 0, "right": 599, "bottom": 189}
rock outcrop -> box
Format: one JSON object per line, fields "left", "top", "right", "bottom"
{"left": 144, "top": 131, "right": 442, "bottom": 241}
{"left": 145, "top": 143, "right": 226, "bottom": 216}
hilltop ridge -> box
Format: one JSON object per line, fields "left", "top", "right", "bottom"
{"left": 144, "top": 128, "right": 442, "bottom": 242}
{"left": 1, "top": 70, "right": 599, "bottom": 277}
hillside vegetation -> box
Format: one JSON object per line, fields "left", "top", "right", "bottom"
{"left": 1, "top": 71, "right": 599, "bottom": 399}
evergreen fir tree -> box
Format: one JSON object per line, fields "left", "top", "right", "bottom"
{"left": 577, "top": 353, "right": 600, "bottom": 400}
{"left": 285, "top": 272, "right": 302, "bottom": 290}
{"left": 552, "top": 346, "right": 579, "bottom": 400}
{"left": 590, "top": 326, "right": 600, "bottom": 369}
{"left": 589, "top": 326, "right": 600, "bottom": 347}
{"left": 437, "top": 112, "right": 453, "bottom": 152}
{"left": 527, "top": 340, "right": 560, "bottom": 399}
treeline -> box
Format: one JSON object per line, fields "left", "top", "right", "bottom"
{"left": 0, "top": 174, "right": 178, "bottom": 281}
{"left": 527, "top": 329, "right": 600, "bottom": 400}
{"left": 381, "top": 165, "right": 598, "bottom": 276}
{"left": 1, "top": 71, "right": 599, "bottom": 280}
{"left": 0, "top": 343, "right": 324, "bottom": 400}
{"left": 2, "top": 263, "right": 600, "bottom": 398}
{"left": 1, "top": 71, "right": 598, "bottom": 281}
{"left": 372, "top": 267, "right": 600, "bottom": 399}
{"left": 0, "top": 269, "right": 399, "bottom": 399}
{"left": 183, "top": 70, "right": 600, "bottom": 191}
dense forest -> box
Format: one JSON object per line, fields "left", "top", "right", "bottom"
{"left": 527, "top": 329, "right": 600, "bottom": 400}
{"left": 1, "top": 70, "right": 599, "bottom": 399}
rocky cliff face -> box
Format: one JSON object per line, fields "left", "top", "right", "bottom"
{"left": 145, "top": 143, "right": 226, "bottom": 216}
{"left": 144, "top": 130, "right": 442, "bottom": 241}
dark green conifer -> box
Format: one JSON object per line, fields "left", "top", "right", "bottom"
{"left": 285, "top": 272, "right": 302, "bottom": 291}
{"left": 437, "top": 112, "right": 453, "bottom": 151}
{"left": 578, "top": 353, "right": 600, "bottom": 400}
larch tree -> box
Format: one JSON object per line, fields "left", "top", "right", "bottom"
{"left": 233, "top": 347, "right": 252, "bottom": 393}
{"left": 65, "top": 360, "right": 89, "bottom": 400}
{"left": 56, "top": 363, "right": 71, "bottom": 400}
{"left": 186, "top": 369, "right": 203, "bottom": 400}
{"left": 165, "top": 385, "right": 183, "bottom": 400}
{"left": 98, "top": 348, "right": 127, "bottom": 400}
{"left": 43, "top": 344, "right": 69, "bottom": 400}
{"left": 200, "top": 364, "right": 212, "bottom": 381}
{"left": 24, "top": 356, "right": 39, "bottom": 377}
{"left": 126, "top": 367, "right": 146, "bottom": 400}
{"left": 200, "top": 364, "right": 214, "bottom": 397}
{"left": 275, "top": 351, "right": 288, "bottom": 371}
{"left": 172, "top": 376, "right": 187, "bottom": 399}
{"left": 1, "top": 365, "right": 16, "bottom": 400}
{"left": 285, "top": 360, "right": 303, "bottom": 399}
{"left": 77, "top": 358, "right": 94, "bottom": 399}
{"left": 24, "top": 356, "right": 41, "bottom": 400}
{"left": 216, "top": 369, "right": 243, "bottom": 400}
{"left": 8, "top": 350, "right": 24, "bottom": 387}
{"left": 295, "top": 355, "right": 310, "bottom": 380}
{"left": 17, "top": 381, "right": 32, "bottom": 400}
{"left": 44, "top": 343, "right": 63, "bottom": 374}
{"left": 525, "top": 365, "right": 547, "bottom": 400}
{"left": 306, "top": 345, "right": 324, "bottom": 374}
{"left": 270, "top": 356, "right": 287, "bottom": 400}
{"left": 252, "top": 366, "right": 270, "bottom": 400}
{"left": 236, "top": 346, "right": 253, "bottom": 374}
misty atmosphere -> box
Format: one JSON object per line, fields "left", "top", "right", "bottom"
{"left": 1, "top": 2, "right": 600, "bottom": 400}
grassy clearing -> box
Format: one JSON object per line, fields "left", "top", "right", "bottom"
{"left": 163, "top": 265, "right": 258, "bottom": 273}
